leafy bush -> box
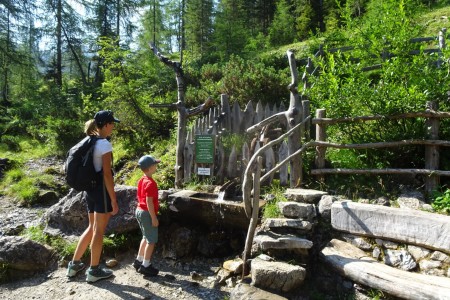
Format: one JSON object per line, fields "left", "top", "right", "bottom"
{"left": 22, "top": 226, "right": 78, "bottom": 260}
{"left": 1, "top": 135, "right": 21, "bottom": 151}
{"left": 431, "top": 189, "right": 450, "bottom": 214}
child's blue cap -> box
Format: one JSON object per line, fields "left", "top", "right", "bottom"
{"left": 138, "top": 155, "right": 160, "bottom": 170}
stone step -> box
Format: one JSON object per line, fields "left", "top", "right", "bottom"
{"left": 253, "top": 231, "right": 313, "bottom": 252}
{"left": 321, "top": 239, "right": 450, "bottom": 300}
{"left": 283, "top": 188, "right": 327, "bottom": 203}
{"left": 250, "top": 256, "right": 306, "bottom": 293}
{"left": 277, "top": 201, "right": 316, "bottom": 219}
{"left": 261, "top": 218, "right": 312, "bottom": 232}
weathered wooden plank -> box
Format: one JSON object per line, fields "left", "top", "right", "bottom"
{"left": 242, "top": 142, "right": 250, "bottom": 170}
{"left": 425, "top": 101, "right": 440, "bottom": 192}
{"left": 240, "top": 101, "right": 255, "bottom": 133}
{"left": 227, "top": 145, "right": 238, "bottom": 178}
{"left": 231, "top": 101, "right": 241, "bottom": 134}
{"left": 331, "top": 201, "right": 450, "bottom": 254}
{"left": 278, "top": 141, "right": 288, "bottom": 186}
{"left": 311, "top": 168, "right": 450, "bottom": 176}
{"left": 263, "top": 146, "right": 275, "bottom": 185}
{"left": 221, "top": 94, "right": 231, "bottom": 132}
{"left": 264, "top": 103, "right": 272, "bottom": 120}
{"left": 321, "top": 239, "right": 450, "bottom": 300}
{"left": 255, "top": 101, "right": 264, "bottom": 125}
{"left": 215, "top": 140, "right": 225, "bottom": 184}
{"left": 183, "top": 137, "right": 194, "bottom": 183}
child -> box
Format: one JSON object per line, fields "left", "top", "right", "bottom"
{"left": 132, "top": 154, "right": 161, "bottom": 276}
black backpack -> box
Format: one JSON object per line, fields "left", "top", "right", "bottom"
{"left": 64, "top": 136, "right": 102, "bottom": 191}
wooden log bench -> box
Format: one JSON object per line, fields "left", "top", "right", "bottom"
{"left": 320, "top": 239, "right": 450, "bottom": 300}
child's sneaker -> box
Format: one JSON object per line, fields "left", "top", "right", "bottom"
{"left": 132, "top": 259, "right": 141, "bottom": 271}
{"left": 138, "top": 264, "right": 159, "bottom": 277}
{"left": 86, "top": 266, "right": 113, "bottom": 283}
{"left": 66, "top": 261, "right": 85, "bottom": 278}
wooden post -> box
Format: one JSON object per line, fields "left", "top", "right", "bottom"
{"left": 438, "top": 28, "right": 446, "bottom": 68}
{"left": 315, "top": 108, "right": 327, "bottom": 183}
{"left": 425, "top": 101, "right": 440, "bottom": 194}
{"left": 242, "top": 156, "right": 262, "bottom": 278}
{"left": 286, "top": 50, "right": 302, "bottom": 187}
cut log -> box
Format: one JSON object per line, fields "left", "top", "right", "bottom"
{"left": 321, "top": 239, "right": 450, "bottom": 300}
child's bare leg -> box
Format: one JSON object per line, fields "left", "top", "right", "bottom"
{"left": 138, "top": 238, "right": 146, "bottom": 258}
{"left": 142, "top": 242, "right": 155, "bottom": 267}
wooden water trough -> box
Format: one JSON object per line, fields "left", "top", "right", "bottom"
{"left": 167, "top": 190, "right": 266, "bottom": 230}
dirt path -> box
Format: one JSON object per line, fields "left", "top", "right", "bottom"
{"left": 0, "top": 251, "right": 233, "bottom": 300}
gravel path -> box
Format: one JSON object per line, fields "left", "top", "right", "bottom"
{"left": 0, "top": 251, "right": 233, "bottom": 300}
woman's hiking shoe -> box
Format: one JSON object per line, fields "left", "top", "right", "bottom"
{"left": 66, "top": 261, "right": 85, "bottom": 278}
{"left": 132, "top": 259, "right": 141, "bottom": 271}
{"left": 138, "top": 264, "right": 159, "bottom": 277}
{"left": 86, "top": 266, "right": 113, "bottom": 283}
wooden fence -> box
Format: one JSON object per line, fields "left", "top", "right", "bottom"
{"left": 183, "top": 95, "right": 293, "bottom": 185}
{"left": 177, "top": 28, "right": 449, "bottom": 193}
{"left": 312, "top": 101, "right": 450, "bottom": 193}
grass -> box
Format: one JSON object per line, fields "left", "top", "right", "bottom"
{"left": 417, "top": 6, "right": 450, "bottom": 37}
{"left": 261, "top": 181, "right": 287, "bottom": 219}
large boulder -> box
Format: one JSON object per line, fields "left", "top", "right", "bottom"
{"left": 0, "top": 236, "right": 56, "bottom": 281}
{"left": 40, "top": 185, "right": 138, "bottom": 236}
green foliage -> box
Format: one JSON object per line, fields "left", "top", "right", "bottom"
{"left": 103, "top": 232, "right": 141, "bottom": 255}
{"left": 22, "top": 225, "right": 77, "bottom": 260}
{"left": 261, "top": 181, "right": 286, "bottom": 218}
{"left": 98, "top": 37, "right": 176, "bottom": 154}
{"left": 431, "top": 188, "right": 450, "bottom": 214}
{"left": 367, "top": 288, "right": 385, "bottom": 300}
{"left": 2, "top": 167, "right": 60, "bottom": 206}
{"left": 28, "top": 117, "right": 84, "bottom": 154}
{"left": 268, "top": 0, "right": 296, "bottom": 46}
{"left": 0, "top": 263, "right": 10, "bottom": 284}
{"left": 306, "top": 0, "right": 450, "bottom": 171}
{"left": 1, "top": 135, "right": 21, "bottom": 152}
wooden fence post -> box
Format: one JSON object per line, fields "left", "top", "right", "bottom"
{"left": 425, "top": 101, "right": 440, "bottom": 193}
{"left": 315, "top": 109, "right": 327, "bottom": 183}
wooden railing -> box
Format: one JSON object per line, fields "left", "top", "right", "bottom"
{"left": 311, "top": 101, "right": 450, "bottom": 193}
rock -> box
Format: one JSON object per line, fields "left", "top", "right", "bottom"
{"left": 0, "top": 236, "right": 56, "bottom": 281}
{"left": 105, "top": 259, "right": 118, "bottom": 268}
{"left": 162, "top": 225, "right": 197, "bottom": 259}
{"left": 284, "top": 188, "right": 327, "bottom": 203}
{"left": 230, "top": 283, "right": 288, "bottom": 300}
{"left": 430, "top": 251, "right": 450, "bottom": 263}
{"left": 375, "top": 239, "right": 398, "bottom": 249}
{"left": 419, "top": 259, "right": 442, "bottom": 271}
{"left": 384, "top": 249, "right": 417, "bottom": 271}
{"left": 261, "top": 218, "right": 312, "bottom": 232}
{"left": 407, "top": 245, "right": 431, "bottom": 261}
{"left": 223, "top": 258, "right": 243, "bottom": 275}
{"left": 253, "top": 232, "right": 313, "bottom": 252}
{"left": 250, "top": 258, "right": 306, "bottom": 293}
{"left": 342, "top": 233, "right": 372, "bottom": 251}
{"left": 190, "top": 271, "right": 204, "bottom": 281}
{"left": 41, "top": 185, "right": 139, "bottom": 236}
{"left": 318, "top": 195, "right": 338, "bottom": 219}
{"left": 277, "top": 202, "right": 316, "bottom": 219}
{"left": 372, "top": 247, "right": 381, "bottom": 260}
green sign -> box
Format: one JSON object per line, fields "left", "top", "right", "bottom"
{"left": 195, "top": 135, "right": 215, "bottom": 163}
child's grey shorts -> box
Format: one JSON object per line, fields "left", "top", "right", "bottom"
{"left": 135, "top": 208, "right": 158, "bottom": 244}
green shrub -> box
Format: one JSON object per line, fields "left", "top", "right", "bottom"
{"left": 22, "top": 226, "right": 78, "bottom": 260}
{"left": 431, "top": 189, "right": 450, "bottom": 214}
{"left": 261, "top": 181, "right": 286, "bottom": 218}
{"left": 1, "top": 135, "right": 21, "bottom": 151}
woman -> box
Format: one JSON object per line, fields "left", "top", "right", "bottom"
{"left": 66, "top": 110, "right": 120, "bottom": 283}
